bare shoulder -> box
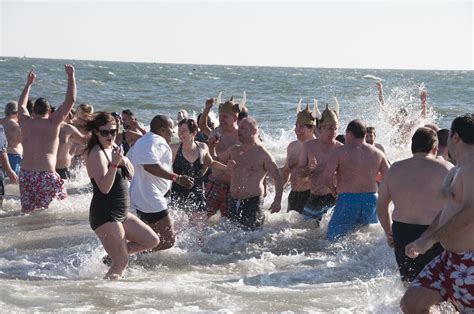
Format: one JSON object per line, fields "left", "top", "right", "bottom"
{"left": 5, "top": 119, "right": 19, "bottom": 128}
{"left": 197, "top": 141, "right": 209, "bottom": 151}
{"left": 288, "top": 140, "right": 300, "bottom": 150}
{"left": 433, "top": 158, "right": 454, "bottom": 171}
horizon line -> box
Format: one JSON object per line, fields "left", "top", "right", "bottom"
{"left": 1, "top": 55, "right": 472, "bottom": 72}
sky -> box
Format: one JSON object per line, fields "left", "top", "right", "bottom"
{"left": 0, "top": 0, "right": 472, "bottom": 70}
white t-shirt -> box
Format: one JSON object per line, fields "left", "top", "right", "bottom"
{"left": 127, "top": 132, "right": 172, "bottom": 213}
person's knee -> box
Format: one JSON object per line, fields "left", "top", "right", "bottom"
{"left": 146, "top": 232, "right": 160, "bottom": 249}
{"left": 400, "top": 288, "right": 428, "bottom": 313}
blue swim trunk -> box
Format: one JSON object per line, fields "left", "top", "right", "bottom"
{"left": 326, "top": 192, "right": 378, "bottom": 241}
{"left": 8, "top": 153, "right": 22, "bottom": 176}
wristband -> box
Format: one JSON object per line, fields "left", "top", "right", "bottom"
{"left": 172, "top": 174, "right": 178, "bottom": 182}
{"left": 110, "top": 163, "right": 120, "bottom": 168}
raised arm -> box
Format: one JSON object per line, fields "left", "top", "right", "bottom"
{"left": 376, "top": 81, "right": 385, "bottom": 106}
{"left": 198, "top": 98, "right": 214, "bottom": 137}
{"left": 52, "top": 64, "right": 76, "bottom": 124}
{"left": 420, "top": 88, "right": 427, "bottom": 119}
{"left": 18, "top": 70, "right": 36, "bottom": 124}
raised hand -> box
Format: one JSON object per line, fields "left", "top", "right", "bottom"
{"left": 205, "top": 98, "right": 214, "bottom": 110}
{"left": 64, "top": 64, "right": 75, "bottom": 76}
{"left": 420, "top": 89, "right": 428, "bottom": 104}
{"left": 27, "top": 69, "right": 36, "bottom": 85}
{"left": 376, "top": 81, "right": 383, "bottom": 91}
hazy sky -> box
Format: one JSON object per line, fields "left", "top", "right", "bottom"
{"left": 1, "top": 0, "right": 472, "bottom": 70}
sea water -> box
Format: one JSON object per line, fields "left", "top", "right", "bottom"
{"left": 0, "top": 57, "right": 472, "bottom": 312}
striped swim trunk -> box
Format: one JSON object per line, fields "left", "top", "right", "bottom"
{"left": 205, "top": 177, "right": 231, "bottom": 218}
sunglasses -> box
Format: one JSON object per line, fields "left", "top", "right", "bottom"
{"left": 98, "top": 129, "right": 118, "bottom": 137}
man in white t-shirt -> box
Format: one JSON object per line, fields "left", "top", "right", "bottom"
{"left": 127, "top": 115, "right": 193, "bottom": 251}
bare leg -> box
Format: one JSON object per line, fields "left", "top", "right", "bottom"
{"left": 149, "top": 214, "right": 175, "bottom": 251}
{"left": 190, "top": 212, "right": 208, "bottom": 245}
{"left": 95, "top": 222, "right": 128, "bottom": 279}
{"left": 400, "top": 286, "right": 443, "bottom": 313}
{"left": 122, "top": 213, "right": 160, "bottom": 254}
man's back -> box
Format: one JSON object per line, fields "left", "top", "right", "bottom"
{"left": 4, "top": 118, "right": 22, "bottom": 155}
{"left": 336, "top": 143, "right": 387, "bottom": 193}
{"left": 388, "top": 156, "right": 451, "bottom": 225}
{"left": 21, "top": 118, "right": 61, "bottom": 171}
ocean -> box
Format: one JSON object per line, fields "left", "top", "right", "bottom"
{"left": 0, "top": 56, "right": 472, "bottom": 312}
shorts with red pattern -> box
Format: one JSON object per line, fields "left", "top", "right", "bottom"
{"left": 205, "top": 177, "right": 230, "bottom": 218}
{"left": 411, "top": 250, "right": 474, "bottom": 312}
{"left": 19, "top": 169, "right": 67, "bottom": 213}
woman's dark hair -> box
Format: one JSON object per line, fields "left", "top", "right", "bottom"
{"left": 85, "top": 112, "right": 116, "bottom": 154}
{"left": 178, "top": 118, "right": 199, "bottom": 134}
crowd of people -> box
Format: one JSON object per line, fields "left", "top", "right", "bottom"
{"left": 1, "top": 65, "right": 473, "bottom": 312}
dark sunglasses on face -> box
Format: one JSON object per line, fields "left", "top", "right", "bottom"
{"left": 98, "top": 129, "right": 118, "bottom": 137}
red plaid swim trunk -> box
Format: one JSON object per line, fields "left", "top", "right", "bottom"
{"left": 411, "top": 250, "right": 474, "bottom": 311}
{"left": 205, "top": 177, "right": 230, "bottom": 218}
{"left": 19, "top": 169, "right": 67, "bottom": 213}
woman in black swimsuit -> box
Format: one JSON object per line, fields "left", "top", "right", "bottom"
{"left": 170, "top": 119, "right": 229, "bottom": 232}
{"left": 85, "top": 112, "right": 159, "bottom": 279}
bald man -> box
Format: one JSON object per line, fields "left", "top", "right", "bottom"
{"left": 127, "top": 115, "right": 193, "bottom": 251}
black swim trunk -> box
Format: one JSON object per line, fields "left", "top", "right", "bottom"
{"left": 392, "top": 220, "right": 444, "bottom": 283}
{"left": 0, "top": 167, "right": 4, "bottom": 196}
{"left": 136, "top": 209, "right": 169, "bottom": 225}
{"left": 56, "top": 167, "right": 72, "bottom": 180}
{"left": 302, "top": 193, "right": 336, "bottom": 222}
{"left": 287, "top": 190, "right": 310, "bottom": 214}
{"left": 229, "top": 196, "right": 265, "bottom": 231}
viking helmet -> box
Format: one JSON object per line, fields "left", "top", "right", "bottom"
{"left": 218, "top": 91, "right": 246, "bottom": 116}
{"left": 318, "top": 97, "right": 340, "bottom": 127}
{"left": 296, "top": 98, "right": 320, "bottom": 126}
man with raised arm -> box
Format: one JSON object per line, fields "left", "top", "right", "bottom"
{"left": 205, "top": 96, "right": 240, "bottom": 219}
{"left": 281, "top": 101, "right": 316, "bottom": 214}
{"left": 220, "top": 117, "right": 283, "bottom": 230}
{"left": 400, "top": 114, "right": 474, "bottom": 313}
{"left": 377, "top": 127, "right": 452, "bottom": 284}
{"left": 323, "top": 119, "right": 389, "bottom": 240}
{"left": 297, "top": 101, "right": 343, "bottom": 222}
{"left": 18, "top": 65, "right": 76, "bottom": 213}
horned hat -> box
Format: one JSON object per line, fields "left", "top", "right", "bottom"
{"left": 217, "top": 91, "right": 246, "bottom": 116}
